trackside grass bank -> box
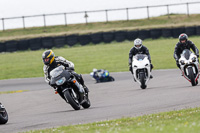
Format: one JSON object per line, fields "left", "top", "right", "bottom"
{"left": 24, "top": 107, "right": 200, "bottom": 133}
{"left": 0, "top": 36, "right": 200, "bottom": 80}
{"left": 1, "top": 14, "right": 200, "bottom": 41}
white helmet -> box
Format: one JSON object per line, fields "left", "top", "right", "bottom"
{"left": 134, "top": 38, "right": 142, "bottom": 49}
{"left": 93, "top": 68, "right": 97, "bottom": 72}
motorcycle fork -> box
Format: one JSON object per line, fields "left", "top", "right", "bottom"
{"left": 70, "top": 78, "right": 85, "bottom": 102}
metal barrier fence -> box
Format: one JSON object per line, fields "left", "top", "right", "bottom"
{"left": 1, "top": 2, "right": 200, "bottom": 31}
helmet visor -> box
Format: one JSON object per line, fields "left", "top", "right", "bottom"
{"left": 44, "top": 58, "right": 50, "bottom": 63}
{"left": 180, "top": 40, "right": 186, "bottom": 43}
{"left": 135, "top": 44, "right": 142, "bottom": 48}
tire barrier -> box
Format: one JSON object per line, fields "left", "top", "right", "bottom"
{"left": 53, "top": 36, "right": 66, "bottom": 48}
{"left": 138, "top": 30, "right": 150, "bottom": 40}
{"left": 66, "top": 34, "right": 79, "bottom": 46}
{"left": 29, "top": 38, "right": 42, "bottom": 50}
{"left": 18, "top": 39, "right": 29, "bottom": 51}
{"left": 5, "top": 40, "right": 18, "bottom": 52}
{"left": 42, "top": 37, "right": 54, "bottom": 49}
{"left": 90, "top": 32, "right": 103, "bottom": 44}
{"left": 126, "top": 30, "right": 139, "bottom": 40}
{"left": 78, "top": 34, "right": 91, "bottom": 45}
{"left": 185, "top": 26, "right": 196, "bottom": 36}
{"left": 1, "top": 26, "right": 200, "bottom": 53}
{"left": 172, "top": 27, "right": 185, "bottom": 38}
{"left": 103, "top": 31, "right": 114, "bottom": 43}
{"left": 0, "top": 42, "right": 6, "bottom": 52}
{"left": 150, "top": 29, "right": 162, "bottom": 39}
{"left": 162, "top": 28, "right": 172, "bottom": 38}
{"left": 114, "top": 31, "right": 127, "bottom": 42}
{"left": 196, "top": 26, "right": 200, "bottom": 35}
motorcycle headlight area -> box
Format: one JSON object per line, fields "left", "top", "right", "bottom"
{"left": 191, "top": 57, "right": 196, "bottom": 62}
{"left": 56, "top": 77, "right": 66, "bottom": 85}
{"left": 180, "top": 60, "right": 185, "bottom": 65}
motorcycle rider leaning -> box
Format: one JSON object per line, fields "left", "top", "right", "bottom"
{"left": 174, "top": 33, "right": 199, "bottom": 69}
{"left": 42, "top": 50, "right": 89, "bottom": 100}
{"left": 128, "top": 38, "right": 153, "bottom": 78}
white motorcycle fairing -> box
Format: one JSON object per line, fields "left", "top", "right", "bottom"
{"left": 179, "top": 49, "right": 199, "bottom": 86}
{"left": 131, "top": 54, "right": 151, "bottom": 89}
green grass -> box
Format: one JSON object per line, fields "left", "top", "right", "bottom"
{"left": 1, "top": 36, "right": 200, "bottom": 80}
{"left": 1, "top": 14, "right": 200, "bottom": 41}
{"left": 24, "top": 107, "right": 200, "bottom": 133}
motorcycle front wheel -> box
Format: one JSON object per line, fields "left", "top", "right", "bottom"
{"left": 188, "top": 67, "right": 196, "bottom": 86}
{"left": 0, "top": 109, "right": 8, "bottom": 124}
{"left": 139, "top": 72, "right": 147, "bottom": 89}
{"left": 64, "top": 90, "right": 81, "bottom": 110}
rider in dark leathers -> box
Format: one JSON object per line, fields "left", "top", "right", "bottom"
{"left": 128, "top": 38, "right": 153, "bottom": 77}
{"left": 42, "top": 50, "right": 89, "bottom": 100}
{"left": 174, "top": 33, "right": 199, "bottom": 69}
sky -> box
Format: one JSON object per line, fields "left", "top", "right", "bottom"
{"left": 0, "top": 0, "right": 199, "bottom": 18}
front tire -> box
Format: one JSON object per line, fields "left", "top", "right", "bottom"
{"left": 139, "top": 72, "right": 146, "bottom": 89}
{"left": 0, "top": 109, "right": 8, "bottom": 124}
{"left": 188, "top": 67, "right": 196, "bottom": 86}
{"left": 64, "top": 90, "right": 81, "bottom": 110}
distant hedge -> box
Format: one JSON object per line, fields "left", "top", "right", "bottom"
{"left": 0, "top": 26, "right": 200, "bottom": 52}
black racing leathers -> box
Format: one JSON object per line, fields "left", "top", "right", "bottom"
{"left": 174, "top": 40, "right": 199, "bottom": 68}
{"left": 129, "top": 46, "right": 152, "bottom": 74}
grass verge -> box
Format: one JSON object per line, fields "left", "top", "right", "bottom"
{"left": 1, "top": 36, "right": 200, "bottom": 80}
{"left": 0, "top": 14, "right": 200, "bottom": 41}
{"left": 24, "top": 107, "right": 200, "bottom": 133}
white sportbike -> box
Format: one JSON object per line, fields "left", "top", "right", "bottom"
{"left": 179, "top": 49, "right": 199, "bottom": 86}
{"left": 131, "top": 54, "right": 151, "bottom": 89}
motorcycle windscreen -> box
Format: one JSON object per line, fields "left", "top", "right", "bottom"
{"left": 134, "top": 54, "right": 147, "bottom": 61}
{"left": 181, "top": 49, "right": 192, "bottom": 60}
{"left": 50, "top": 65, "right": 65, "bottom": 78}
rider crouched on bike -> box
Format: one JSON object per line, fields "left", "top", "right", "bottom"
{"left": 92, "top": 68, "right": 109, "bottom": 82}
{"left": 174, "top": 33, "right": 199, "bottom": 69}
{"left": 42, "top": 50, "right": 89, "bottom": 100}
{"left": 128, "top": 38, "right": 153, "bottom": 78}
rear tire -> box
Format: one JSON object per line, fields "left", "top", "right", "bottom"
{"left": 139, "top": 72, "right": 146, "bottom": 89}
{"left": 0, "top": 109, "right": 8, "bottom": 124}
{"left": 64, "top": 90, "right": 81, "bottom": 110}
{"left": 82, "top": 94, "right": 91, "bottom": 109}
{"left": 109, "top": 76, "right": 115, "bottom": 81}
{"left": 188, "top": 67, "right": 196, "bottom": 86}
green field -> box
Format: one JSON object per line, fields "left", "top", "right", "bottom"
{"left": 0, "top": 36, "right": 200, "bottom": 80}
{"left": 24, "top": 107, "right": 200, "bottom": 133}
{"left": 0, "top": 14, "right": 200, "bottom": 41}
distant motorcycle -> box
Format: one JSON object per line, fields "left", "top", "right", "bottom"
{"left": 50, "top": 65, "right": 91, "bottom": 110}
{"left": 90, "top": 69, "right": 114, "bottom": 83}
{"left": 179, "top": 49, "right": 199, "bottom": 86}
{"left": 131, "top": 54, "right": 151, "bottom": 89}
{"left": 0, "top": 103, "right": 8, "bottom": 124}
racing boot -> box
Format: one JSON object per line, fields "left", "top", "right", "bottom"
{"left": 150, "top": 75, "right": 153, "bottom": 79}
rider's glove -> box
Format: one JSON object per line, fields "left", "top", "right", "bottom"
{"left": 196, "top": 55, "right": 199, "bottom": 58}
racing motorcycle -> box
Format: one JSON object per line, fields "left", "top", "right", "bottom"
{"left": 50, "top": 65, "right": 91, "bottom": 110}
{"left": 179, "top": 49, "right": 199, "bottom": 86}
{"left": 0, "top": 103, "right": 8, "bottom": 124}
{"left": 90, "top": 70, "right": 115, "bottom": 83}
{"left": 131, "top": 54, "right": 151, "bottom": 89}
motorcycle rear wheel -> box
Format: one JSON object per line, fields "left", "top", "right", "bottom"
{"left": 82, "top": 93, "right": 91, "bottom": 109}
{"left": 64, "top": 90, "right": 81, "bottom": 110}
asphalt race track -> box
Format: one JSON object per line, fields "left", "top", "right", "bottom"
{"left": 1, "top": 69, "right": 200, "bottom": 133}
